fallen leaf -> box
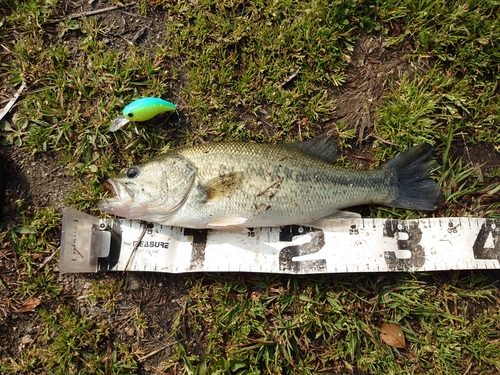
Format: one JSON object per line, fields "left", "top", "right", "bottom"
{"left": 18, "top": 297, "right": 41, "bottom": 312}
{"left": 380, "top": 322, "right": 406, "bottom": 348}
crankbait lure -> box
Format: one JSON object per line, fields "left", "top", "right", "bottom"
{"left": 109, "top": 97, "right": 177, "bottom": 132}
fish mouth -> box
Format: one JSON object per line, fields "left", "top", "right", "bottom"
{"left": 98, "top": 178, "right": 154, "bottom": 220}
{"left": 103, "top": 180, "right": 115, "bottom": 195}
{"left": 98, "top": 179, "right": 135, "bottom": 211}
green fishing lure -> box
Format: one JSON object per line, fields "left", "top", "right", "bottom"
{"left": 123, "top": 98, "right": 176, "bottom": 121}
{"left": 110, "top": 97, "right": 177, "bottom": 132}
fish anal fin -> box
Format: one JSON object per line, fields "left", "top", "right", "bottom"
{"left": 203, "top": 172, "right": 244, "bottom": 202}
{"left": 301, "top": 211, "right": 361, "bottom": 231}
{"left": 207, "top": 217, "right": 248, "bottom": 227}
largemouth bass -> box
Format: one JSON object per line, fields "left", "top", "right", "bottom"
{"left": 98, "top": 137, "right": 442, "bottom": 229}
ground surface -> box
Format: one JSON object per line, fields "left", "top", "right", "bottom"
{"left": 0, "top": 1, "right": 499, "bottom": 374}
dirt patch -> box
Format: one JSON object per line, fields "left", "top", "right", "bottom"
{"left": 57, "top": 0, "right": 169, "bottom": 55}
{"left": 2, "top": 147, "right": 76, "bottom": 216}
{"left": 327, "top": 36, "right": 422, "bottom": 145}
{"left": 453, "top": 141, "right": 500, "bottom": 179}
{"left": 0, "top": 271, "right": 190, "bottom": 372}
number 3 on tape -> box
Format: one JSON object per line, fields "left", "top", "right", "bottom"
{"left": 383, "top": 220, "right": 425, "bottom": 272}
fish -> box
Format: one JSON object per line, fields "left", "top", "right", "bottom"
{"left": 97, "top": 137, "right": 442, "bottom": 229}
{"left": 109, "top": 97, "right": 177, "bottom": 132}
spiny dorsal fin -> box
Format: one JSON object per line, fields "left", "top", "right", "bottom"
{"left": 284, "top": 136, "right": 338, "bottom": 163}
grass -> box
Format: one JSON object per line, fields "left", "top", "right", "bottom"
{"left": 0, "top": 0, "right": 499, "bottom": 374}
{"left": 4, "top": 306, "right": 138, "bottom": 374}
{"left": 168, "top": 273, "right": 499, "bottom": 374}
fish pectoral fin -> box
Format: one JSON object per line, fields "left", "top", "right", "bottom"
{"left": 301, "top": 211, "right": 361, "bottom": 231}
{"left": 203, "top": 172, "right": 244, "bottom": 202}
{"left": 207, "top": 217, "right": 248, "bottom": 227}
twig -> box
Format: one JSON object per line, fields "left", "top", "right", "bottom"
{"left": 1, "top": 43, "right": 13, "bottom": 54}
{"left": 48, "top": 2, "right": 137, "bottom": 23}
{"left": 461, "top": 132, "right": 473, "bottom": 166}
{"left": 276, "top": 68, "right": 300, "bottom": 89}
{"left": 151, "top": 367, "right": 169, "bottom": 375}
{"left": 463, "top": 363, "right": 473, "bottom": 375}
{"left": 181, "top": 299, "right": 189, "bottom": 343}
{"left": 123, "top": 224, "right": 148, "bottom": 272}
{"left": 0, "top": 82, "right": 26, "bottom": 122}
{"left": 36, "top": 251, "right": 57, "bottom": 272}
{"left": 369, "top": 132, "right": 399, "bottom": 146}
{"left": 137, "top": 343, "right": 175, "bottom": 361}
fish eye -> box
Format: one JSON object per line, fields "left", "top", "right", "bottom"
{"left": 126, "top": 166, "right": 140, "bottom": 178}
{"left": 126, "top": 112, "right": 134, "bottom": 118}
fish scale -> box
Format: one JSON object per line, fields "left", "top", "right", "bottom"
{"left": 98, "top": 138, "right": 442, "bottom": 229}
{"left": 173, "top": 144, "right": 389, "bottom": 226}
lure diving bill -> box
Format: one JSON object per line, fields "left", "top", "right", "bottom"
{"left": 110, "top": 97, "right": 177, "bottom": 132}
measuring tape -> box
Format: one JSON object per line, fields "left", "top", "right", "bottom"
{"left": 60, "top": 208, "right": 499, "bottom": 274}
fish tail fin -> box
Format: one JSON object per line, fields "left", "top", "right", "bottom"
{"left": 383, "top": 144, "right": 442, "bottom": 210}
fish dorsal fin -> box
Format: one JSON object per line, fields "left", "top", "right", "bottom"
{"left": 202, "top": 172, "right": 244, "bottom": 202}
{"left": 285, "top": 136, "right": 338, "bottom": 163}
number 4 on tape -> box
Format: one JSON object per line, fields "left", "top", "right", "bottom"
{"left": 473, "top": 220, "right": 500, "bottom": 261}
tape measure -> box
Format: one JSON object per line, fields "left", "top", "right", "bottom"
{"left": 60, "top": 208, "right": 500, "bottom": 274}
